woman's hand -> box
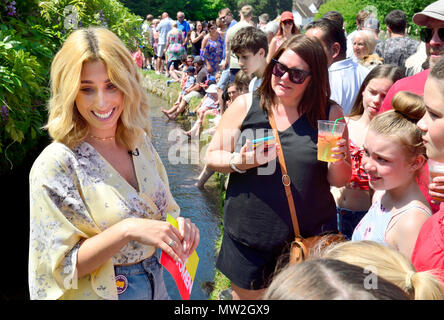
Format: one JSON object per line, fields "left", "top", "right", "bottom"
{"left": 236, "top": 139, "right": 280, "bottom": 171}
{"left": 429, "top": 176, "right": 444, "bottom": 204}
{"left": 125, "top": 218, "right": 187, "bottom": 263}
{"left": 330, "top": 138, "right": 349, "bottom": 163}
{"left": 177, "top": 217, "right": 200, "bottom": 258}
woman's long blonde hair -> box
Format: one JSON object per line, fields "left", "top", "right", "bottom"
{"left": 319, "top": 240, "right": 444, "bottom": 300}
{"left": 45, "top": 27, "right": 151, "bottom": 150}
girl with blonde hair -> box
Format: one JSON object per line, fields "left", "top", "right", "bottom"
{"left": 264, "top": 258, "right": 410, "bottom": 300}
{"left": 320, "top": 240, "right": 444, "bottom": 300}
{"left": 352, "top": 91, "right": 431, "bottom": 260}
{"left": 28, "top": 27, "right": 200, "bottom": 300}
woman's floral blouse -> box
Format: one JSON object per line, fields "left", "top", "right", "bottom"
{"left": 28, "top": 134, "right": 180, "bottom": 300}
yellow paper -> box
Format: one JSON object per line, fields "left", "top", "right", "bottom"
{"left": 166, "top": 214, "right": 199, "bottom": 280}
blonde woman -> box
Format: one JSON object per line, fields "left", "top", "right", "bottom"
{"left": 319, "top": 240, "right": 444, "bottom": 300}
{"left": 28, "top": 27, "right": 200, "bottom": 300}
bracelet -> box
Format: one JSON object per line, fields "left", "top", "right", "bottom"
{"left": 229, "top": 152, "right": 246, "bottom": 174}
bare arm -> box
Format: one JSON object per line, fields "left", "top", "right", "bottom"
{"left": 76, "top": 216, "right": 199, "bottom": 278}
{"left": 205, "top": 94, "right": 279, "bottom": 173}
{"left": 267, "top": 37, "right": 277, "bottom": 63}
{"left": 389, "top": 207, "right": 430, "bottom": 260}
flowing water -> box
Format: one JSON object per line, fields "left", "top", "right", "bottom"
{"left": 147, "top": 93, "right": 221, "bottom": 300}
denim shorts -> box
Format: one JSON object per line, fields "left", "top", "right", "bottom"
{"left": 336, "top": 207, "right": 367, "bottom": 240}
{"left": 114, "top": 254, "right": 170, "bottom": 300}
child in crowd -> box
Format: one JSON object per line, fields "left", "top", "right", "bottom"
{"left": 184, "top": 84, "right": 219, "bottom": 137}
{"left": 132, "top": 45, "right": 144, "bottom": 68}
{"left": 162, "top": 66, "right": 195, "bottom": 119}
{"left": 167, "top": 55, "right": 192, "bottom": 84}
{"left": 331, "top": 65, "right": 404, "bottom": 239}
{"left": 264, "top": 259, "right": 410, "bottom": 300}
{"left": 194, "top": 82, "right": 242, "bottom": 188}
{"left": 230, "top": 26, "right": 268, "bottom": 93}
{"left": 412, "top": 57, "right": 444, "bottom": 282}
{"left": 352, "top": 91, "right": 432, "bottom": 260}
{"left": 319, "top": 240, "right": 444, "bottom": 300}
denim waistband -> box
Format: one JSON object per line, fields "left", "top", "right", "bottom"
{"left": 336, "top": 207, "right": 368, "bottom": 216}
{"left": 114, "top": 254, "right": 159, "bottom": 276}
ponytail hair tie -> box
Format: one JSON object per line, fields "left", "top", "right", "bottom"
{"left": 405, "top": 270, "right": 415, "bottom": 289}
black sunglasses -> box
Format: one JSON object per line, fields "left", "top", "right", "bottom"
{"left": 282, "top": 20, "right": 293, "bottom": 25}
{"left": 420, "top": 27, "right": 444, "bottom": 43}
{"left": 271, "top": 59, "right": 311, "bottom": 84}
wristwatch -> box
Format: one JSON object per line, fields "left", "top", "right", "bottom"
{"left": 229, "top": 152, "right": 246, "bottom": 174}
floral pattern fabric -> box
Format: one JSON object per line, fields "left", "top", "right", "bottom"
{"left": 201, "top": 35, "right": 224, "bottom": 75}
{"left": 166, "top": 31, "right": 185, "bottom": 62}
{"left": 28, "top": 134, "right": 180, "bottom": 300}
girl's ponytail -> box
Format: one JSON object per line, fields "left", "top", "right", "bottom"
{"left": 410, "top": 270, "right": 444, "bottom": 300}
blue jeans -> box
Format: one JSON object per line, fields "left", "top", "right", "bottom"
{"left": 336, "top": 207, "right": 367, "bottom": 240}
{"left": 216, "top": 68, "right": 240, "bottom": 90}
{"left": 114, "top": 254, "right": 170, "bottom": 300}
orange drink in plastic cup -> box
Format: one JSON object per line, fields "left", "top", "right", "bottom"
{"left": 428, "top": 159, "right": 444, "bottom": 202}
{"left": 317, "top": 120, "right": 345, "bottom": 162}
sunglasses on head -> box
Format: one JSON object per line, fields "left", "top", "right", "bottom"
{"left": 271, "top": 59, "right": 311, "bottom": 84}
{"left": 420, "top": 27, "right": 444, "bottom": 43}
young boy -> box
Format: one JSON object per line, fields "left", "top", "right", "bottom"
{"left": 230, "top": 26, "right": 268, "bottom": 93}
{"left": 162, "top": 66, "right": 195, "bottom": 119}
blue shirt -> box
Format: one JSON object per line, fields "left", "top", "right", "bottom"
{"left": 177, "top": 20, "right": 191, "bottom": 38}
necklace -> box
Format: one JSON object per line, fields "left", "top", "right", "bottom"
{"left": 89, "top": 134, "right": 115, "bottom": 141}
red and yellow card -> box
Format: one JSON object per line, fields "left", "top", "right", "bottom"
{"left": 160, "top": 214, "right": 199, "bottom": 300}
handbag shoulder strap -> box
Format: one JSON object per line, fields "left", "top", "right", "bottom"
{"left": 267, "top": 110, "right": 301, "bottom": 237}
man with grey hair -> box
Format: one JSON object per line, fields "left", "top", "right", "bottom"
{"left": 258, "top": 13, "right": 269, "bottom": 32}
{"left": 176, "top": 11, "right": 191, "bottom": 46}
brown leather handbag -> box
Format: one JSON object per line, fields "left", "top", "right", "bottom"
{"left": 268, "top": 111, "right": 344, "bottom": 265}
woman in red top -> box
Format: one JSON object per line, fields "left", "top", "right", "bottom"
{"left": 413, "top": 57, "right": 444, "bottom": 283}
{"left": 331, "top": 65, "right": 404, "bottom": 239}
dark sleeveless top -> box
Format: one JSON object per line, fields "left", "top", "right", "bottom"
{"left": 223, "top": 94, "right": 337, "bottom": 255}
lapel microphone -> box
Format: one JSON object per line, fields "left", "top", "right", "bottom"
{"left": 128, "top": 148, "right": 140, "bottom": 156}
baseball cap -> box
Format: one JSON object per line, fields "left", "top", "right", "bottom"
{"left": 186, "top": 66, "right": 195, "bottom": 73}
{"left": 206, "top": 84, "right": 218, "bottom": 94}
{"left": 363, "top": 17, "right": 380, "bottom": 31}
{"left": 281, "top": 11, "right": 294, "bottom": 22}
{"left": 193, "top": 56, "right": 204, "bottom": 64}
{"left": 413, "top": 0, "right": 444, "bottom": 26}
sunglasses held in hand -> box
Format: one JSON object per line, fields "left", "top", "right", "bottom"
{"left": 271, "top": 59, "right": 311, "bottom": 84}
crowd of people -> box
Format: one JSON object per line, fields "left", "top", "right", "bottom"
{"left": 28, "top": 0, "right": 444, "bottom": 300}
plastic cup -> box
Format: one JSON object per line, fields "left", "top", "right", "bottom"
{"left": 317, "top": 120, "right": 346, "bottom": 162}
{"left": 428, "top": 159, "right": 444, "bottom": 202}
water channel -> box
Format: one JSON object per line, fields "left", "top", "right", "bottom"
{"left": 147, "top": 93, "right": 221, "bottom": 300}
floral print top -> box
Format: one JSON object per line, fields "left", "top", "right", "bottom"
{"left": 28, "top": 134, "right": 180, "bottom": 300}
{"left": 201, "top": 35, "right": 224, "bottom": 75}
{"left": 166, "top": 31, "right": 185, "bottom": 62}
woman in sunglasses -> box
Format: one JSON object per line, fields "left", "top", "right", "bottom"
{"left": 205, "top": 34, "right": 351, "bottom": 300}
{"left": 266, "top": 11, "right": 299, "bottom": 63}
